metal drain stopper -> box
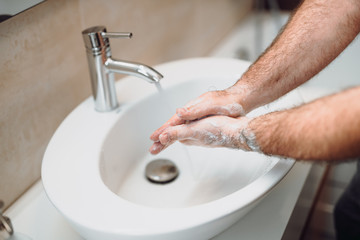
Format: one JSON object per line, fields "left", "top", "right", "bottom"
{"left": 145, "top": 159, "right": 179, "bottom": 184}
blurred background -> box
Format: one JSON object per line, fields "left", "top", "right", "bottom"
{"left": 1, "top": 1, "right": 359, "bottom": 239}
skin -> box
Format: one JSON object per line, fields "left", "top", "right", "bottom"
{"left": 149, "top": 0, "right": 360, "bottom": 161}
{"left": 251, "top": 87, "right": 360, "bottom": 161}
{"left": 150, "top": 116, "right": 252, "bottom": 152}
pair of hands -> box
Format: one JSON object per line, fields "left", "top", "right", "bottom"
{"left": 149, "top": 88, "right": 252, "bottom": 154}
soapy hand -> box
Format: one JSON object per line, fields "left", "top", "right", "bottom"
{"left": 175, "top": 89, "right": 246, "bottom": 120}
{"left": 149, "top": 115, "right": 252, "bottom": 154}
{"left": 150, "top": 89, "right": 248, "bottom": 153}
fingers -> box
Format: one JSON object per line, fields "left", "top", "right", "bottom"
{"left": 149, "top": 141, "right": 166, "bottom": 155}
{"left": 149, "top": 116, "right": 251, "bottom": 155}
{"left": 149, "top": 89, "right": 247, "bottom": 155}
{"left": 149, "top": 124, "right": 192, "bottom": 155}
{"left": 150, "top": 114, "right": 185, "bottom": 142}
{"left": 158, "top": 125, "right": 193, "bottom": 146}
{"left": 177, "top": 103, "right": 245, "bottom": 120}
{"left": 176, "top": 91, "right": 245, "bottom": 121}
{"left": 175, "top": 93, "right": 215, "bottom": 120}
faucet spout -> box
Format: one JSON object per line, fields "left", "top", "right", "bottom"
{"left": 105, "top": 58, "right": 163, "bottom": 83}
{"left": 81, "top": 25, "right": 164, "bottom": 112}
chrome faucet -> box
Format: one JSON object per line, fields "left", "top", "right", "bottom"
{"left": 0, "top": 201, "right": 13, "bottom": 239}
{"left": 82, "top": 26, "right": 163, "bottom": 112}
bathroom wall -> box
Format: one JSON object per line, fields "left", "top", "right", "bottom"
{"left": 0, "top": 0, "right": 253, "bottom": 209}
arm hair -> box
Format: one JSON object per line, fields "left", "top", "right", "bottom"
{"left": 250, "top": 87, "right": 360, "bottom": 161}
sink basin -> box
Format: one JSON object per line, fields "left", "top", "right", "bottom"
{"left": 42, "top": 58, "right": 302, "bottom": 240}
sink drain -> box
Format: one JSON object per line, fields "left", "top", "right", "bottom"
{"left": 145, "top": 159, "right": 179, "bottom": 184}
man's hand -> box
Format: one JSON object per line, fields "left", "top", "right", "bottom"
{"left": 149, "top": 115, "right": 251, "bottom": 154}
{"left": 150, "top": 88, "right": 249, "bottom": 154}
{"left": 150, "top": 0, "right": 360, "bottom": 157}
{"left": 175, "top": 89, "right": 246, "bottom": 120}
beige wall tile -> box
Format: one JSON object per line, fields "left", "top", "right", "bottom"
{"left": 0, "top": 0, "right": 252, "bottom": 209}
{"left": 0, "top": 0, "right": 89, "bottom": 209}
{"left": 78, "top": 0, "right": 253, "bottom": 64}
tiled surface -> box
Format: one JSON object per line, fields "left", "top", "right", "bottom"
{"left": 0, "top": 0, "right": 252, "bottom": 209}
{"left": 0, "top": 0, "right": 87, "bottom": 210}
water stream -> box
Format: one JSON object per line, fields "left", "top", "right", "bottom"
{"left": 154, "top": 82, "right": 198, "bottom": 179}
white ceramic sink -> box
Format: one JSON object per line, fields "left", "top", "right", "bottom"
{"left": 42, "top": 58, "right": 302, "bottom": 240}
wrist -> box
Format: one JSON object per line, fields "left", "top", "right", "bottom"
{"left": 233, "top": 117, "right": 262, "bottom": 152}
{"left": 241, "top": 126, "right": 262, "bottom": 152}
{"left": 226, "top": 81, "right": 255, "bottom": 114}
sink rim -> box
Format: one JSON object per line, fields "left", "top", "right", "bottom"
{"left": 41, "top": 57, "right": 295, "bottom": 237}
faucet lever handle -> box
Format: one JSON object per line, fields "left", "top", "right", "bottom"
{"left": 82, "top": 26, "right": 132, "bottom": 51}
{"left": 101, "top": 32, "right": 132, "bottom": 39}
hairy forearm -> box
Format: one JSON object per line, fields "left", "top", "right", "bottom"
{"left": 235, "top": 0, "right": 360, "bottom": 112}
{"left": 249, "top": 87, "right": 360, "bottom": 161}
{"left": 149, "top": 0, "right": 360, "bottom": 155}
